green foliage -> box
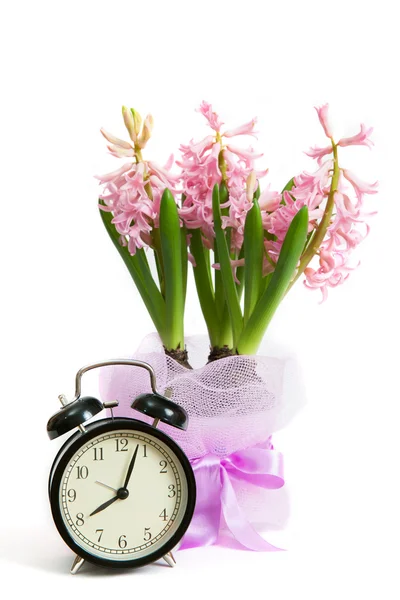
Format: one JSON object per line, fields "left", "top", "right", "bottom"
{"left": 212, "top": 184, "right": 243, "bottom": 348}
{"left": 159, "top": 189, "right": 185, "bottom": 350}
{"left": 237, "top": 206, "right": 309, "bottom": 354}
{"left": 243, "top": 198, "right": 263, "bottom": 326}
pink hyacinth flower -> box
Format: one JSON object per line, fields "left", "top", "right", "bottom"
{"left": 98, "top": 158, "right": 179, "bottom": 256}
{"left": 265, "top": 101, "right": 377, "bottom": 301}
{"left": 338, "top": 123, "right": 374, "bottom": 149}
{"left": 197, "top": 101, "right": 224, "bottom": 132}
{"left": 258, "top": 188, "right": 282, "bottom": 212}
{"left": 315, "top": 104, "right": 333, "bottom": 139}
{"left": 224, "top": 118, "right": 258, "bottom": 138}
{"left": 178, "top": 102, "right": 269, "bottom": 253}
{"left": 226, "top": 145, "right": 263, "bottom": 162}
{"left": 342, "top": 169, "right": 378, "bottom": 204}
{"left": 305, "top": 145, "right": 333, "bottom": 164}
{"left": 212, "top": 258, "right": 245, "bottom": 285}
{"left": 100, "top": 128, "right": 133, "bottom": 150}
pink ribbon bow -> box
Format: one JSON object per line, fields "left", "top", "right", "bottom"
{"left": 180, "top": 445, "right": 285, "bottom": 551}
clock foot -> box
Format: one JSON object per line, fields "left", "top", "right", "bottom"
{"left": 70, "top": 554, "right": 85, "bottom": 575}
{"left": 162, "top": 551, "right": 176, "bottom": 568}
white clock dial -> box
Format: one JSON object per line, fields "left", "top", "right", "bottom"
{"left": 58, "top": 430, "right": 188, "bottom": 561}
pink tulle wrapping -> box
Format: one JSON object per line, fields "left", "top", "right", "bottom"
{"left": 99, "top": 334, "right": 305, "bottom": 531}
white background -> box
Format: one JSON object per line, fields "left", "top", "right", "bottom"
{"left": 0, "top": 1, "right": 399, "bottom": 598}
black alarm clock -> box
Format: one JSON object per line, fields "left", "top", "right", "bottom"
{"left": 47, "top": 359, "right": 196, "bottom": 574}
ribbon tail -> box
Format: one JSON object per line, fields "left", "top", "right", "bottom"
{"left": 220, "top": 467, "right": 284, "bottom": 552}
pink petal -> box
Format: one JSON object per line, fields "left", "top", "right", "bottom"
{"left": 342, "top": 169, "right": 378, "bottom": 198}
{"left": 305, "top": 145, "right": 333, "bottom": 163}
{"left": 226, "top": 145, "right": 263, "bottom": 160}
{"left": 122, "top": 106, "right": 137, "bottom": 143}
{"left": 163, "top": 154, "right": 175, "bottom": 171}
{"left": 224, "top": 118, "right": 258, "bottom": 138}
{"left": 338, "top": 123, "right": 374, "bottom": 149}
{"left": 197, "top": 101, "right": 223, "bottom": 132}
{"left": 107, "top": 144, "right": 135, "bottom": 158}
{"left": 258, "top": 188, "right": 282, "bottom": 212}
{"left": 315, "top": 104, "right": 333, "bottom": 138}
{"left": 100, "top": 128, "right": 132, "bottom": 150}
{"left": 246, "top": 171, "right": 257, "bottom": 201}
{"left": 147, "top": 160, "right": 181, "bottom": 183}
{"left": 95, "top": 162, "right": 132, "bottom": 183}
{"left": 137, "top": 114, "right": 154, "bottom": 149}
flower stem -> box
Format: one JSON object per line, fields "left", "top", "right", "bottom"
{"left": 288, "top": 142, "right": 339, "bottom": 290}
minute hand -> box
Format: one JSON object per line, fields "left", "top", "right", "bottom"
{"left": 123, "top": 444, "right": 139, "bottom": 489}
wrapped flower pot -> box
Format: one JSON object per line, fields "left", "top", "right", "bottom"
{"left": 100, "top": 334, "right": 305, "bottom": 550}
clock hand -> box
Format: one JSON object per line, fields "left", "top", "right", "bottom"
{"left": 90, "top": 444, "right": 139, "bottom": 517}
{"left": 89, "top": 495, "right": 119, "bottom": 517}
{"left": 95, "top": 481, "right": 118, "bottom": 493}
{"left": 123, "top": 444, "right": 139, "bottom": 489}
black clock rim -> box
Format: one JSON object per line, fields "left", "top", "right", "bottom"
{"left": 49, "top": 417, "right": 197, "bottom": 569}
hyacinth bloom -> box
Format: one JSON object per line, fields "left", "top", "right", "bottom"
{"left": 98, "top": 109, "right": 179, "bottom": 256}
{"left": 98, "top": 102, "right": 377, "bottom": 360}
{"left": 178, "top": 101, "right": 269, "bottom": 253}
{"left": 265, "top": 105, "right": 377, "bottom": 302}
{"left": 98, "top": 159, "right": 180, "bottom": 254}
{"left": 97, "top": 107, "right": 186, "bottom": 362}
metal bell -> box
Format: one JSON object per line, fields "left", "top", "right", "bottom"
{"left": 46, "top": 396, "right": 103, "bottom": 439}
{"left": 132, "top": 393, "right": 188, "bottom": 431}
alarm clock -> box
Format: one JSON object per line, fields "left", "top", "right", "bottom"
{"left": 47, "top": 359, "right": 196, "bottom": 574}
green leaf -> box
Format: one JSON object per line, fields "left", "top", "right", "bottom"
{"left": 135, "top": 248, "right": 165, "bottom": 306}
{"left": 151, "top": 227, "right": 165, "bottom": 297}
{"left": 237, "top": 206, "right": 309, "bottom": 354}
{"left": 159, "top": 189, "right": 185, "bottom": 350}
{"left": 181, "top": 225, "right": 188, "bottom": 309}
{"left": 212, "top": 184, "right": 243, "bottom": 347}
{"left": 236, "top": 245, "right": 245, "bottom": 303}
{"left": 261, "top": 272, "right": 272, "bottom": 294}
{"left": 214, "top": 182, "right": 229, "bottom": 320}
{"left": 280, "top": 177, "right": 295, "bottom": 206}
{"left": 281, "top": 177, "right": 295, "bottom": 193}
{"left": 99, "top": 204, "right": 165, "bottom": 337}
{"left": 190, "top": 229, "right": 219, "bottom": 346}
{"left": 216, "top": 305, "right": 233, "bottom": 349}
{"left": 243, "top": 198, "right": 263, "bottom": 326}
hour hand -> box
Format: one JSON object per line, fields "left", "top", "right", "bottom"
{"left": 90, "top": 495, "right": 119, "bottom": 517}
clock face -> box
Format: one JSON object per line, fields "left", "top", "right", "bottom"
{"left": 50, "top": 420, "right": 194, "bottom": 566}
